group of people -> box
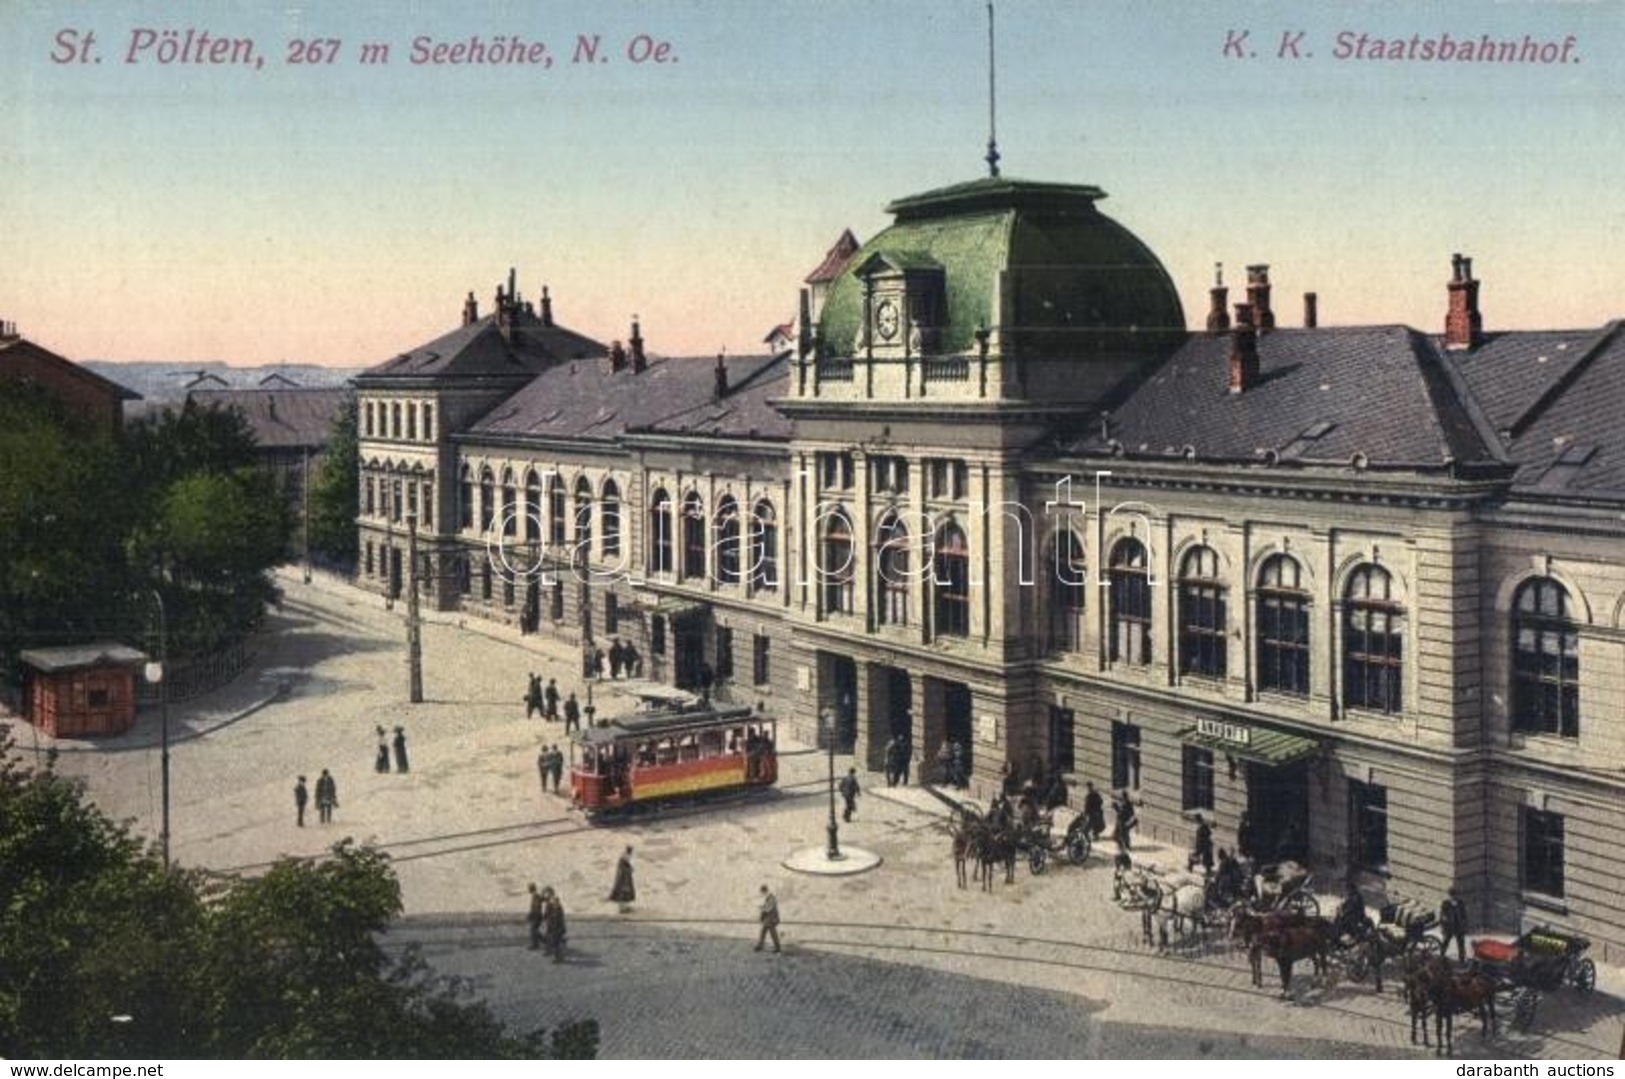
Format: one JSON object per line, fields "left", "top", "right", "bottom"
{"left": 581, "top": 638, "right": 643, "bottom": 682}
{"left": 881, "top": 735, "right": 912, "bottom": 787}
{"left": 373, "top": 725, "right": 410, "bottom": 774}
{"left": 292, "top": 769, "right": 339, "bottom": 826}
{"left": 536, "top": 744, "right": 567, "bottom": 794}
{"left": 934, "top": 739, "right": 971, "bottom": 789}
{"left": 524, "top": 672, "right": 583, "bottom": 733}
{"left": 526, "top": 883, "right": 568, "bottom": 961}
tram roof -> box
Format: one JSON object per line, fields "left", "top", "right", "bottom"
{"left": 577, "top": 704, "right": 765, "bottom": 746}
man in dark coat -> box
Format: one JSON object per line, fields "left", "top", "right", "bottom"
{"left": 623, "top": 642, "right": 642, "bottom": 678}
{"left": 882, "top": 737, "right": 899, "bottom": 787}
{"left": 525, "top": 673, "right": 544, "bottom": 719}
{"left": 374, "top": 726, "right": 390, "bottom": 773}
{"left": 544, "top": 678, "right": 560, "bottom": 721}
{"left": 839, "top": 767, "right": 860, "bottom": 822}
{"left": 294, "top": 775, "right": 309, "bottom": 827}
{"left": 542, "top": 889, "right": 567, "bottom": 962}
{"left": 1082, "top": 781, "right": 1106, "bottom": 840}
{"left": 1189, "top": 814, "right": 1214, "bottom": 874}
{"left": 1439, "top": 885, "right": 1469, "bottom": 961}
{"left": 1236, "top": 811, "right": 1257, "bottom": 864}
{"left": 1112, "top": 793, "right": 1137, "bottom": 853}
{"left": 548, "top": 744, "right": 565, "bottom": 795}
{"left": 897, "top": 735, "right": 910, "bottom": 786}
{"left": 563, "top": 693, "right": 581, "bottom": 734}
{"left": 608, "top": 640, "right": 624, "bottom": 679}
{"left": 754, "top": 885, "right": 781, "bottom": 954}
{"left": 526, "top": 883, "right": 544, "bottom": 950}
{"left": 537, "top": 746, "right": 549, "bottom": 793}
{"left": 315, "top": 769, "right": 338, "bottom": 824}
{"left": 609, "top": 846, "right": 636, "bottom": 911}
{"left": 392, "top": 727, "right": 410, "bottom": 773}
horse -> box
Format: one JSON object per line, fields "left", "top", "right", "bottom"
{"left": 951, "top": 823, "right": 974, "bottom": 888}
{"left": 1401, "top": 952, "right": 1436, "bottom": 1049}
{"left": 1254, "top": 921, "right": 1333, "bottom": 998}
{"left": 1421, "top": 956, "right": 1498, "bottom": 1057}
{"left": 977, "top": 824, "right": 1018, "bottom": 889}
{"left": 1230, "top": 908, "right": 1319, "bottom": 988}
{"left": 1140, "top": 877, "right": 1211, "bottom": 949}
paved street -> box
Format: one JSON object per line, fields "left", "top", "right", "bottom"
{"left": 31, "top": 568, "right": 1624, "bottom": 1059}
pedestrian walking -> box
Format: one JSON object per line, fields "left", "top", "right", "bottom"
{"left": 609, "top": 845, "right": 636, "bottom": 911}
{"left": 623, "top": 642, "right": 642, "bottom": 678}
{"left": 526, "top": 883, "right": 544, "bottom": 950}
{"left": 544, "top": 678, "right": 560, "bottom": 721}
{"left": 374, "top": 726, "right": 390, "bottom": 774}
{"left": 1236, "top": 810, "right": 1256, "bottom": 863}
{"left": 883, "top": 737, "right": 899, "bottom": 787}
{"left": 1082, "top": 781, "right": 1105, "bottom": 840}
{"left": 537, "top": 746, "right": 549, "bottom": 793}
{"left": 1439, "top": 885, "right": 1469, "bottom": 962}
{"left": 542, "top": 888, "right": 567, "bottom": 962}
{"left": 294, "top": 775, "right": 309, "bottom": 827}
{"left": 548, "top": 744, "right": 565, "bottom": 794}
{"left": 754, "top": 884, "right": 781, "bottom": 954}
{"left": 563, "top": 692, "right": 581, "bottom": 734}
{"left": 897, "top": 735, "right": 910, "bottom": 786}
{"left": 525, "top": 673, "right": 544, "bottom": 719}
{"left": 392, "top": 727, "right": 410, "bottom": 773}
{"left": 839, "top": 767, "right": 860, "bottom": 822}
{"left": 1112, "top": 792, "right": 1137, "bottom": 853}
{"left": 608, "top": 639, "right": 624, "bottom": 679}
{"left": 315, "top": 769, "right": 338, "bottom": 824}
{"left": 1188, "top": 813, "right": 1214, "bottom": 874}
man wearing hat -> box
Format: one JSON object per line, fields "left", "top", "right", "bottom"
{"left": 1439, "top": 885, "right": 1469, "bottom": 962}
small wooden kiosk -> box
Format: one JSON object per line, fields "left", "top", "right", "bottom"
{"left": 20, "top": 643, "right": 148, "bottom": 737}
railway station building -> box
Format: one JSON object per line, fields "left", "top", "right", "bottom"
{"left": 354, "top": 175, "right": 1625, "bottom": 962}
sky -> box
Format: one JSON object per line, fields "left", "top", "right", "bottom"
{"left": 3, "top": 0, "right": 1623, "bottom": 368}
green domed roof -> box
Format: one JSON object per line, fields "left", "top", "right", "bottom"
{"left": 818, "top": 177, "right": 1184, "bottom": 358}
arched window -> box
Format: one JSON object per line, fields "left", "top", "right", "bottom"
{"left": 524, "top": 469, "right": 542, "bottom": 542}
{"left": 601, "top": 479, "right": 621, "bottom": 558}
{"left": 1512, "top": 577, "right": 1579, "bottom": 737}
{"left": 715, "top": 496, "right": 740, "bottom": 585}
{"left": 1109, "top": 538, "right": 1151, "bottom": 665}
{"left": 1050, "top": 531, "right": 1086, "bottom": 652}
{"left": 750, "top": 499, "right": 778, "bottom": 591}
{"left": 875, "top": 512, "right": 910, "bottom": 626}
{"left": 821, "top": 507, "right": 854, "bottom": 615}
{"left": 574, "top": 476, "right": 594, "bottom": 558}
{"left": 1344, "top": 565, "right": 1403, "bottom": 714}
{"left": 933, "top": 522, "right": 970, "bottom": 638}
{"left": 1179, "top": 546, "right": 1226, "bottom": 678}
{"left": 459, "top": 465, "right": 474, "bottom": 529}
{"left": 501, "top": 468, "right": 516, "bottom": 537}
{"left": 548, "top": 474, "right": 566, "bottom": 546}
{"left": 478, "top": 467, "right": 494, "bottom": 532}
{"left": 1257, "top": 554, "right": 1310, "bottom": 695}
{"left": 649, "top": 489, "right": 673, "bottom": 574}
{"left": 681, "top": 491, "right": 707, "bottom": 579}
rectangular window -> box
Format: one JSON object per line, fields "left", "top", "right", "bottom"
{"left": 927, "top": 458, "right": 966, "bottom": 500}
{"left": 503, "top": 579, "right": 515, "bottom": 607}
{"left": 1522, "top": 807, "right": 1565, "bottom": 898}
{"left": 820, "top": 452, "right": 854, "bottom": 490}
{"left": 715, "top": 626, "right": 734, "bottom": 682}
{"left": 752, "top": 633, "right": 771, "bottom": 686}
{"left": 1111, "top": 721, "right": 1141, "bottom": 791}
{"left": 1181, "top": 745, "right": 1215, "bottom": 812}
{"left": 872, "top": 454, "right": 908, "bottom": 494}
{"left": 1050, "top": 706, "right": 1076, "bottom": 774}
{"left": 407, "top": 403, "right": 417, "bottom": 441}
{"left": 651, "top": 615, "right": 666, "bottom": 656}
{"left": 1348, "top": 779, "right": 1388, "bottom": 871}
{"left": 549, "top": 580, "right": 564, "bottom": 622}
{"left": 421, "top": 482, "right": 432, "bottom": 527}
{"left": 364, "top": 542, "right": 374, "bottom": 576}
{"left": 605, "top": 592, "right": 619, "bottom": 635}
{"left": 88, "top": 687, "right": 110, "bottom": 709}
{"left": 423, "top": 404, "right": 434, "bottom": 441}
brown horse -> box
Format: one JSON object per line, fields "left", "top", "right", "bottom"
{"left": 1402, "top": 952, "right": 1436, "bottom": 1049}
{"left": 1420, "top": 956, "right": 1498, "bottom": 1057}
{"left": 951, "top": 825, "right": 973, "bottom": 888}
{"left": 1231, "top": 908, "right": 1321, "bottom": 988}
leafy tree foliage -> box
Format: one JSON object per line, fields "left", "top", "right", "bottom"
{"left": 0, "top": 740, "right": 578, "bottom": 1059}
{"left": 307, "top": 396, "right": 359, "bottom": 567}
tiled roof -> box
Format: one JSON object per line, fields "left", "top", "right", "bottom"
{"left": 1499, "top": 322, "right": 1625, "bottom": 497}
{"left": 804, "top": 229, "right": 861, "bottom": 284}
{"left": 1072, "top": 326, "right": 1499, "bottom": 469}
{"left": 466, "top": 353, "right": 789, "bottom": 443}
{"left": 1442, "top": 328, "right": 1605, "bottom": 437}
{"left": 187, "top": 387, "right": 351, "bottom": 449}
{"left": 359, "top": 315, "right": 604, "bottom": 380}
{"left": 0, "top": 338, "right": 142, "bottom": 400}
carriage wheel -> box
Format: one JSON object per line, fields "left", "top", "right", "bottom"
{"left": 1284, "top": 891, "right": 1319, "bottom": 917}
{"left": 1573, "top": 958, "right": 1596, "bottom": 994}
{"left": 1067, "top": 833, "right": 1090, "bottom": 866}
{"left": 1512, "top": 988, "right": 1538, "bottom": 1033}
{"left": 1415, "top": 936, "right": 1443, "bottom": 957}
{"left": 1029, "top": 846, "right": 1047, "bottom": 875}
{"left": 1346, "top": 949, "right": 1370, "bottom": 984}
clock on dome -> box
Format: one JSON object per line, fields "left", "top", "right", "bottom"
{"left": 875, "top": 298, "right": 900, "bottom": 341}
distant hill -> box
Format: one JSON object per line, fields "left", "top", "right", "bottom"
{"left": 82, "top": 361, "right": 366, "bottom": 418}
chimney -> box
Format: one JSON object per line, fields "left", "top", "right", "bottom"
{"left": 1206, "top": 262, "right": 1230, "bottom": 333}
{"left": 609, "top": 340, "right": 628, "bottom": 373}
{"left": 1444, "top": 253, "right": 1483, "bottom": 350}
{"left": 630, "top": 316, "right": 647, "bottom": 373}
{"left": 540, "top": 285, "right": 554, "bottom": 327}
{"left": 797, "top": 288, "right": 813, "bottom": 359}
{"left": 1228, "top": 302, "right": 1260, "bottom": 393}
{"left": 462, "top": 291, "right": 478, "bottom": 326}
{"left": 495, "top": 282, "right": 515, "bottom": 341}
{"left": 714, "top": 353, "right": 729, "bottom": 398}
{"left": 1303, "top": 292, "right": 1318, "bottom": 329}
{"left": 1246, "top": 265, "right": 1274, "bottom": 332}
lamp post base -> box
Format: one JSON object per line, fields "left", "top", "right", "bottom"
{"left": 826, "top": 822, "right": 842, "bottom": 861}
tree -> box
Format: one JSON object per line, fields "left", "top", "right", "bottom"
{"left": 0, "top": 738, "right": 580, "bottom": 1059}
{"left": 307, "top": 396, "right": 359, "bottom": 567}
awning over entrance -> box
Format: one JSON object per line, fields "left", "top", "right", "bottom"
{"left": 1177, "top": 719, "right": 1319, "bottom": 767}
{"left": 633, "top": 594, "right": 707, "bottom": 620}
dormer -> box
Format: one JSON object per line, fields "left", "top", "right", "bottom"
{"left": 852, "top": 251, "right": 945, "bottom": 360}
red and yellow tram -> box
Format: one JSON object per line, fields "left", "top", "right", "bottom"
{"left": 569, "top": 703, "right": 778, "bottom": 813}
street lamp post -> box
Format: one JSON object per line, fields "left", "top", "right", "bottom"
{"left": 144, "top": 589, "right": 170, "bottom": 869}
{"left": 823, "top": 707, "right": 841, "bottom": 860}
{"left": 406, "top": 512, "right": 423, "bottom": 704}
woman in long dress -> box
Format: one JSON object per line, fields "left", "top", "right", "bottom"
{"left": 608, "top": 845, "right": 636, "bottom": 911}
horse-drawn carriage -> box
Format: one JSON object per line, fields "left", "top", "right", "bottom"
{"left": 1249, "top": 861, "right": 1319, "bottom": 917}
{"left": 1471, "top": 926, "right": 1596, "bottom": 1032}
{"left": 1345, "top": 899, "right": 1440, "bottom": 990}
{"left": 1012, "top": 809, "right": 1091, "bottom": 874}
